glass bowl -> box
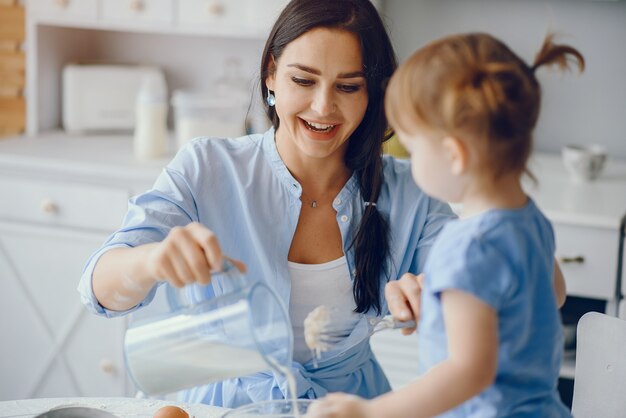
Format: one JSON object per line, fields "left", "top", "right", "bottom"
{"left": 222, "top": 399, "right": 313, "bottom": 417}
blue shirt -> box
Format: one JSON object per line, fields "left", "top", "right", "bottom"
{"left": 78, "top": 128, "right": 454, "bottom": 408}
{"left": 418, "top": 200, "right": 570, "bottom": 417}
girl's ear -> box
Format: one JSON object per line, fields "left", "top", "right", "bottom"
{"left": 265, "top": 56, "right": 277, "bottom": 91}
{"left": 442, "top": 136, "right": 467, "bottom": 176}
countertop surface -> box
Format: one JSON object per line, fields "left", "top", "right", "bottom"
{"left": 525, "top": 153, "right": 626, "bottom": 229}
{"left": 0, "top": 397, "right": 227, "bottom": 418}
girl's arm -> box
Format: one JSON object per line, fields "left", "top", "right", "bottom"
{"left": 553, "top": 261, "right": 566, "bottom": 308}
{"left": 308, "top": 290, "right": 498, "bottom": 418}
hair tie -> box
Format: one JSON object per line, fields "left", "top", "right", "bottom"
{"left": 364, "top": 202, "right": 377, "bottom": 207}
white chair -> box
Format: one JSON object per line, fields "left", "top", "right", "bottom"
{"left": 571, "top": 311, "right": 626, "bottom": 418}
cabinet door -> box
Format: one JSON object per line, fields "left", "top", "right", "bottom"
{"left": 0, "top": 222, "right": 130, "bottom": 400}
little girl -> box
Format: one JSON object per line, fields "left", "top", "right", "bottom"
{"left": 308, "top": 32, "right": 584, "bottom": 417}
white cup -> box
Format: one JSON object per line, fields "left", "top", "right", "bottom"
{"left": 561, "top": 144, "right": 607, "bottom": 182}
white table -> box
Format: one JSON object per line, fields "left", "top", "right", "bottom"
{"left": 0, "top": 397, "right": 227, "bottom": 418}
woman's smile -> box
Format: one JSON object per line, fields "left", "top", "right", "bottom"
{"left": 299, "top": 117, "right": 341, "bottom": 141}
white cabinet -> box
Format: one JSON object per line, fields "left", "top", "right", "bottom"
{"left": 553, "top": 223, "right": 620, "bottom": 301}
{"left": 0, "top": 223, "right": 125, "bottom": 398}
{"left": 0, "top": 134, "right": 167, "bottom": 400}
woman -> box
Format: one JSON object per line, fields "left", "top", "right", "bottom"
{"left": 78, "top": 0, "right": 454, "bottom": 408}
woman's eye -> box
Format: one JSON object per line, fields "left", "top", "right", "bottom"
{"left": 337, "top": 84, "right": 362, "bottom": 93}
{"left": 292, "top": 77, "right": 314, "bottom": 86}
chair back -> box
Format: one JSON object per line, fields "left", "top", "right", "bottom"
{"left": 571, "top": 311, "right": 626, "bottom": 417}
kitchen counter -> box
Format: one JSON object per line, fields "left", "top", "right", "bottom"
{"left": 0, "top": 132, "right": 173, "bottom": 187}
{"left": 0, "top": 397, "right": 227, "bottom": 418}
{"left": 526, "top": 153, "right": 626, "bottom": 229}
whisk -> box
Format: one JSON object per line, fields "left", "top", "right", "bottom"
{"left": 304, "top": 305, "right": 416, "bottom": 359}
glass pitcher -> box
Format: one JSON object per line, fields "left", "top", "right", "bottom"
{"left": 124, "top": 260, "right": 293, "bottom": 395}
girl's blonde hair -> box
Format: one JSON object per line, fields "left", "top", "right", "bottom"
{"left": 386, "top": 33, "right": 584, "bottom": 178}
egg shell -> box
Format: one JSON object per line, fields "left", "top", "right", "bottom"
{"left": 153, "top": 405, "right": 190, "bottom": 418}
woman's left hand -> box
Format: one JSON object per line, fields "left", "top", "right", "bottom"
{"left": 306, "top": 393, "right": 372, "bottom": 418}
{"left": 385, "top": 272, "right": 424, "bottom": 335}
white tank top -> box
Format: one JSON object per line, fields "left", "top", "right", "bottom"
{"left": 288, "top": 256, "right": 356, "bottom": 364}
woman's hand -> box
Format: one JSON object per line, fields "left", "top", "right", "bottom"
{"left": 385, "top": 273, "right": 424, "bottom": 335}
{"left": 93, "top": 222, "right": 246, "bottom": 311}
{"left": 306, "top": 393, "right": 372, "bottom": 418}
{"left": 146, "top": 222, "right": 246, "bottom": 288}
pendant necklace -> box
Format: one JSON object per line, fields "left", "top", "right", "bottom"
{"left": 300, "top": 192, "right": 320, "bottom": 208}
{"left": 300, "top": 195, "right": 318, "bottom": 208}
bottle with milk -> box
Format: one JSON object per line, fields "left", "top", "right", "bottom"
{"left": 124, "top": 260, "right": 293, "bottom": 396}
{"left": 133, "top": 72, "right": 168, "bottom": 160}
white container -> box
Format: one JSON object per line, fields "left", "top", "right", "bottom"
{"left": 171, "top": 90, "right": 248, "bottom": 148}
{"left": 561, "top": 144, "right": 607, "bottom": 182}
{"left": 133, "top": 72, "right": 169, "bottom": 160}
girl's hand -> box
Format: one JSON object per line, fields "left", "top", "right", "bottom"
{"left": 385, "top": 273, "right": 424, "bottom": 335}
{"left": 145, "top": 222, "right": 246, "bottom": 288}
{"left": 307, "top": 393, "right": 372, "bottom": 418}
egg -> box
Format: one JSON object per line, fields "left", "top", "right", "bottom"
{"left": 153, "top": 405, "right": 190, "bottom": 418}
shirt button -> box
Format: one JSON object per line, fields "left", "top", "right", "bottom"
{"left": 334, "top": 198, "right": 342, "bottom": 205}
{"left": 341, "top": 215, "right": 349, "bottom": 222}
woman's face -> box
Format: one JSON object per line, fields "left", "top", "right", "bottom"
{"left": 266, "top": 28, "right": 368, "bottom": 160}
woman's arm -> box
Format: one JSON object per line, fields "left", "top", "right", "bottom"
{"left": 553, "top": 260, "right": 566, "bottom": 308}
{"left": 92, "top": 222, "right": 245, "bottom": 311}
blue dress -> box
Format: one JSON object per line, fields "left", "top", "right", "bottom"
{"left": 418, "top": 200, "right": 570, "bottom": 417}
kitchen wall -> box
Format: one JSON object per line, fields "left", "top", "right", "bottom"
{"left": 382, "top": 0, "right": 626, "bottom": 159}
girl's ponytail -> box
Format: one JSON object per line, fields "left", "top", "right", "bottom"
{"left": 532, "top": 33, "right": 585, "bottom": 74}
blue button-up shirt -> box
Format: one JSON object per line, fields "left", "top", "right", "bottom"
{"left": 78, "top": 128, "right": 454, "bottom": 407}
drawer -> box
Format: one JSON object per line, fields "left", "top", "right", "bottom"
{"left": 102, "top": 0, "right": 174, "bottom": 25}
{"left": 177, "top": 0, "right": 252, "bottom": 33}
{"left": 554, "top": 222, "right": 620, "bottom": 300}
{"left": 27, "top": 0, "right": 98, "bottom": 20}
{"left": 0, "top": 177, "right": 129, "bottom": 232}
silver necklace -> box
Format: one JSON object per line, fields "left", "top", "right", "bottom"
{"left": 300, "top": 191, "right": 323, "bottom": 208}
{"left": 300, "top": 195, "right": 318, "bottom": 208}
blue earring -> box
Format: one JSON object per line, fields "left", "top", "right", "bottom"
{"left": 266, "top": 90, "right": 276, "bottom": 107}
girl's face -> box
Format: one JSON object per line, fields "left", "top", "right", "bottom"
{"left": 395, "top": 126, "right": 463, "bottom": 203}
{"left": 266, "top": 28, "right": 368, "bottom": 160}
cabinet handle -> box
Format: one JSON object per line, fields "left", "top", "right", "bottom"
{"left": 100, "top": 358, "right": 117, "bottom": 375}
{"left": 207, "top": 1, "right": 225, "bottom": 16}
{"left": 559, "top": 255, "right": 585, "bottom": 264}
{"left": 40, "top": 199, "right": 59, "bottom": 215}
{"left": 55, "top": 0, "right": 69, "bottom": 9}
{"left": 129, "top": 0, "right": 145, "bottom": 12}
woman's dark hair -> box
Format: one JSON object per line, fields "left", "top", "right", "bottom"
{"left": 260, "top": 0, "right": 397, "bottom": 314}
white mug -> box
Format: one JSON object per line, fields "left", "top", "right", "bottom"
{"left": 561, "top": 144, "right": 607, "bottom": 182}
